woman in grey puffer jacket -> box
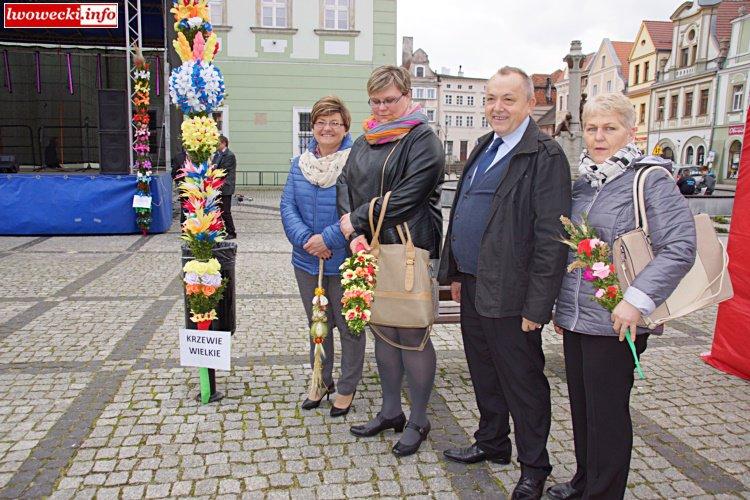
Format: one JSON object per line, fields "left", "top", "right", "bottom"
{"left": 548, "top": 93, "right": 696, "bottom": 500}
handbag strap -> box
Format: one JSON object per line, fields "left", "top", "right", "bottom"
{"left": 632, "top": 165, "right": 673, "bottom": 235}
{"left": 369, "top": 191, "right": 392, "bottom": 247}
{"left": 370, "top": 324, "right": 432, "bottom": 351}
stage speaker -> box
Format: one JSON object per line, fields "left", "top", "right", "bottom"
{"left": 98, "top": 89, "right": 128, "bottom": 132}
{"left": 0, "top": 154, "right": 19, "bottom": 173}
{"left": 98, "top": 131, "right": 129, "bottom": 174}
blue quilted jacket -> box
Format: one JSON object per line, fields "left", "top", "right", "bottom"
{"left": 280, "top": 135, "right": 352, "bottom": 276}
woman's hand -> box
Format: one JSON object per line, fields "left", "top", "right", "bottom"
{"left": 349, "top": 234, "right": 370, "bottom": 254}
{"left": 612, "top": 300, "right": 641, "bottom": 342}
{"left": 304, "top": 234, "right": 331, "bottom": 259}
{"left": 450, "top": 281, "right": 461, "bottom": 303}
{"left": 339, "top": 213, "right": 355, "bottom": 239}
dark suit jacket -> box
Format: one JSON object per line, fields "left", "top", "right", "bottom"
{"left": 438, "top": 119, "right": 572, "bottom": 324}
{"left": 214, "top": 148, "right": 237, "bottom": 195}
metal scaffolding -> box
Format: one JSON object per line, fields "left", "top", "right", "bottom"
{"left": 124, "top": 0, "right": 143, "bottom": 173}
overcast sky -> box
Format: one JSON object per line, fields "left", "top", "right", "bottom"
{"left": 397, "top": 0, "right": 681, "bottom": 77}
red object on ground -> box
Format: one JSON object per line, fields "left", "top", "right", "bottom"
{"left": 197, "top": 320, "right": 211, "bottom": 330}
{"left": 702, "top": 108, "right": 750, "bottom": 380}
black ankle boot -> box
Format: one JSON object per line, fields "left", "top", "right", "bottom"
{"left": 350, "top": 412, "right": 406, "bottom": 437}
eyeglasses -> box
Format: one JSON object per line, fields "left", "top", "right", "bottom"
{"left": 313, "top": 120, "right": 344, "bottom": 129}
{"left": 368, "top": 94, "right": 407, "bottom": 108}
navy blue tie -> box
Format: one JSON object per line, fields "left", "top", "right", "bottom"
{"left": 470, "top": 137, "right": 503, "bottom": 186}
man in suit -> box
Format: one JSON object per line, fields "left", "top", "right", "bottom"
{"left": 439, "top": 67, "right": 571, "bottom": 500}
{"left": 213, "top": 135, "right": 237, "bottom": 239}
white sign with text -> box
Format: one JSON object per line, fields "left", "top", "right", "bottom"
{"left": 132, "top": 195, "right": 152, "bottom": 209}
{"left": 179, "top": 329, "right": 231, "bottom": 371}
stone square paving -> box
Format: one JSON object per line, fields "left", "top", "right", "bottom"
{"left": 0, "top": 188, "right": 748, "bottom": 499}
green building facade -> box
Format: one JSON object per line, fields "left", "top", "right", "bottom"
{"left": 209, "top": 0, "right": 397, "bottom": 185}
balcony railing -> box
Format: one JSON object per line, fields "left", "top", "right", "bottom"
{"left": 657, "top": 60, "right": 714, "bottom": 82}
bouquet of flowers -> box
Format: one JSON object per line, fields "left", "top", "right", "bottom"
{"left": 560, "top": 215, "right": 644, "bottom": 378}
{"left": 339, "top": 248, "right": 378, "bottom": 334}
{"left": 131, "top": 51, "right": 152, "bottom": 234}
{"left": 183, "top": 258, "right": 227, "bottom": 327}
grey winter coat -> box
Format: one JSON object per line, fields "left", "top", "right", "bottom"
{"left": 554, "top": 156, "right": 697, "bottom": 336}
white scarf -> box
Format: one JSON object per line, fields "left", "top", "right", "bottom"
{"left": 299, "top": 148, "right": 350, "bottom": 189}
{"left": 578, "top": 143, "right": 641, "bottom": 189}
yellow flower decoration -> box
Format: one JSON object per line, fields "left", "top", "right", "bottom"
{"left": 203, "top": 32, "right": 218, "bottom": 62}
{"left": 183, "top": 258, "right": 221, "bottom": 275}
{"left": 190, "top": 309, "right": 217, "bottom": 323}
{"left": 171, "top": 0, "right": 209, "bottom": 22}
{"left": 183, "top": 208, "right": 213, "bottom": 235}
{"left": 173, "top": 32, "right": 192, "bottom": 63}
{"left": 181, "top": 116, "right": 219, "bottom": 157}
{"left": 314, "top": 287, "right": 325, "bottom": 297}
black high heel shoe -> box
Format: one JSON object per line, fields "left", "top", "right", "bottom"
{"left": 392, "top": 420, "right": 431, "bottom": 457}
{"left": 350, "top": 412, "right": 406, "bottom": 437}
{"left": 301, "top": 384, "right": 334, "bottom": 410}
{"left": 330, "top": 389, "right": 356, "bottom": 417}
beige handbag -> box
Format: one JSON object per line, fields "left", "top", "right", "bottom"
{"left": 612, "top": 166, "right": 733, "bottom": 329}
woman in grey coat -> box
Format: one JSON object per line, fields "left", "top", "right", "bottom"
{"left": 548, "top": 93, "right": 696, "bottom": 500}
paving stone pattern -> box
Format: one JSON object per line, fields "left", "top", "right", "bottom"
{"left": 0, "top": 188, "right": 747, "bottom": 499}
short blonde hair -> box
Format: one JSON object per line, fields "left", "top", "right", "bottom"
{"left": 367, "top": 65, "right": 411, "bottom": 96}
{"left": 582, "top": 92, "right": 636, "bottom": 129}
{"left": 311, "top": 95, "right": 351, "bottom": 131}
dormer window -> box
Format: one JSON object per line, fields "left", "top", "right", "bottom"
{"left": 415, "top": 66, "right": 425, "bottom": 78}
{"left": 601, "top": 55, "right": 606, "bottom": 68}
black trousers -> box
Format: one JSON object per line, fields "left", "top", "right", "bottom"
{"left": 221, "top": 195, "right": 236, "bottom": 237}
{"left": 460, "top": 275, "right": 552, "bottom": 479}
{"left": 563, "top": 330, "right": 648, "bottom": 499}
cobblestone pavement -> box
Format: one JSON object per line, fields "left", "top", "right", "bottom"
{"left": 0, "top": 188, "right": 748, "bottom": 499}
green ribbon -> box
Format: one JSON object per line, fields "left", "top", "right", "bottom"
{"left": 625, "top": 331, "right": 645, "bottom": 379}
{"left": 199, "top": 367, "right": 211, "bottom": 404}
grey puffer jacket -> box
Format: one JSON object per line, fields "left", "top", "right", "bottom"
{"left": 554, "top": 156, "right": 697, "bottom": 336}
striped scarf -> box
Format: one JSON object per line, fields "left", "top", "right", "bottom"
{"left": 362, "top": 104, "right": 428, "bottom": 145}
{"left": 579, "top": 143, "right": 642, "bottom": 189}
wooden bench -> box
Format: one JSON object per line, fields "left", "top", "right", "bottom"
{"left": 435, "top": 285, "right": 460, "bottom": 324}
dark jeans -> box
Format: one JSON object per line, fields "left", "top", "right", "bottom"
{"left": 563, "top": 330, "right": 649, "bottom": 499}
{"left": 460, "top": 274, "right": 552, "bottom": 480}
{"left": 221, "top": 194, "right": 236, "bottom": 237}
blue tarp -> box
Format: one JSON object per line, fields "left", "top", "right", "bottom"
{"left": 0, "top": 173, "right": 173, "bottom": 235}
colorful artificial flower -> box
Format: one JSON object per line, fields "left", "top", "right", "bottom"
{"left": 339, "top": 250, "right": 379, "bottom": 334}
{"left": 169, "top": 60, "right": 225, "bottom": 115}
{"left": 180, "top": 116, "right": 220, "bottom": 161}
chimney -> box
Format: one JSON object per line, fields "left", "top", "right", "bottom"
{"left": 458, "top": 65, "right": 464, "bottom": 77}
{"left": 402, "top": 36, "right": 413, "bottom": 68}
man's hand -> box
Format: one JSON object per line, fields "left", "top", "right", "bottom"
{"left": 340, "top": 213, "right": 355, "bottom": 239}
{"left": 521, "top": 317, "right": 542, "bottom": 332}
{"left": 611, "top": 300, "right": 640, "bottom": 342}
{"left": 349, "top": 234, "right": 370, "bottom": 254}
{"left": 304, "top": 234, "right": 331, "bottom": 259}
{"left": 450, "top": 281, "right": 461, "bottom": 303}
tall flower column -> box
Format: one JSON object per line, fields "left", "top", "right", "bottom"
{"left": 169, "top": 0, "right": 229, "bottom": 404}
{"left": 132, "top": 52, "right": 152, "bottom": 235}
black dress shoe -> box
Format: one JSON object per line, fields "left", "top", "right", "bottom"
{"left": 301, "top": 384, "right": 334, "bottom": 410}
{"left": 225, "top": 234, "right": 237, "bottom": 240}
{"left": 443, "top": 443, "right": 511, "bottom": 465}
{"left": 545, "top": 481, "right": 582, "bottom": 500}
{"left": 511, "top": 475, "right": 546, "bottom": 500}
{"left": 350, "top": 412, "right": 406, "bottom": 437}
{"left": 330, "top": 389, "right": 356, "bottom": 417}
{"left": 392, "top": 421, "right": 430, "bottom": 457}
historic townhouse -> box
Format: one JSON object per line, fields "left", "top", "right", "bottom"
{"left": 712, "top": 11, "right": 750, "bottom": 181}
{"left": 648, "top": 0, "right": 750, "bottom": 166}
{"left": 401, "top": 37, "right": 439, "bottom": 134}
{"left": 210, "top": 0, "right": 396, "bottom": 181}
{"left": 585, "top": 39, "right": 633, "bottom": 98}
{"left": 627, "top": 20, "right": 673, "bottom": 152}
{"left": 436, "top": 70, "right": 488, "bottom": 163}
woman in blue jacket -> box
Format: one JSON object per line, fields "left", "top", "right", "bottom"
{"left": 280, "top": 96, "right": 365, "bottom": 417}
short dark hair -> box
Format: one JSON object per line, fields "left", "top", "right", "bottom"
{"left": 311, "top": 95, "right": 352, "bottom": 131}
{"left": 219, "top": 135, "right": 229, "bottom": 147}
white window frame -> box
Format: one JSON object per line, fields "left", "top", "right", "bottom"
{"left": 412, "top": 87, "right": 424, "bottom": 99}
{"left": 323, "top": 0, "right": 350, "bottom": 30}
{"left": 456, "top": 95, "right": 464, "bottom": 106}
{"left": 481, "top": 116, "right": 488, "bottom": 128}
{"left": 212, "top": 106, "right": 229, "bottom": 137}
{"left": 732, "top": 84, "right": 744, "bottom": 111}
{"left": 455, "top": 115, "right": 463, "bottom": 127}
{"left": 606, "top": 80, "right": 612, "bottom": 92}
{"left": 415, "top": 65, "right": 425, "bottom": 78}
{"left": 466, "top": 116, "right": 474, "bottom": 127}
{"left": 208, "top": 0, "right": 225, "bottom": 25}
{"left": 426, "top": 109, "right": 435, "bottom": 122}
{"left": 445, "top": 115, "right": 452, "bottom": 127}
{"left": 292, "top": 106, "right": 313, "bottom": 156}
{"left": 261, "top": 0, "right": 288, "bottom": 28}
{"left": 467, "top": 95, "right": 474, "bottom": 106}
{"left": 445, "top": 94, "right": 452, "bottom": 105}
{"left": 425, "top": 88, "right": 436, "bottom": 99}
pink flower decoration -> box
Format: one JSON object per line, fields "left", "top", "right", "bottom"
{"left": 591, "top": 261, "right": 611, "bottom": 279}
{"left": 590, "top": 238, "right": 602, "bottom": 248}
{"left": 582, "top": 267, "right": 595, "bottom": 282}
{"left": 595, "top": 288, "right": 605, "bottom": 299}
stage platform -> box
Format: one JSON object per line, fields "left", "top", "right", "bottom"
{"left": 1, "top": 172, "right": 173, "bottom": 235}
